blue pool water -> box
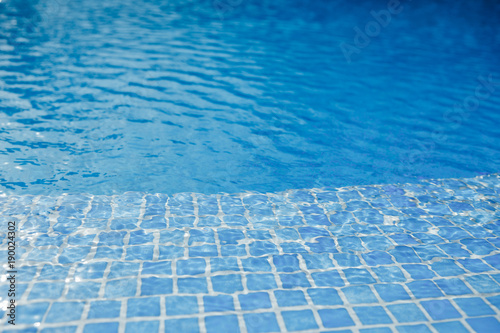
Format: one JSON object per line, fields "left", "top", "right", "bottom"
{"left": 0, "top": 0, "right": 499, "bottom": 195}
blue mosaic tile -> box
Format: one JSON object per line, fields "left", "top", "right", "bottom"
{"left": 5, "top": 174, "right": 500, "bottom": 332}
{"left": 203, "top": 295, "right": 235, "bottom": 312}
{"left": 177, "top": 277, "right": 208, "bottom": 293}
{"left": 105, "top": 278, "right": 137, "bottom": 297}
{"left": 311, "top": 270, "right": 345, "bottom": 287}
{"left": 432, "top": 321, "right": 469, "bottom": 333}
{"left": 164, "top": 318, "right": 199, "bottom": 333}
{"left": 374, "top": 284, "right": 411, "bottom": 302}
{"left": 342, "top": 285, "right": 378, "bottom": 304}
{"left": 45, "top": 302, "right": 84, "bottom": 323}
{"left": 274, "top": 290, "right": 308, "bottom": 307}
{"left": 282, "top": 310, "right": 318, "bottom": 331}
{"left": 434, "top": 278, "right": 472, "bottom": 296}
{"left": 83, "top": 322, "right": 120, "bottom": 333}
{"left": 406, "top": 280, "right": 444, "bottom": 298}
{"left": 354, "top": 306, "right": 393, "bottom": 325}
{"left": 278, "top": 272, "right": 309, "bottom": 288}
{"left": 420, "top": 299, "right": 461, "bottom": 320}
{"left": 318, "top": 308, "right": 355, "bottom": 328}
{"left": 247, "top": 273, "right": 277, "bottom": 290}
{"left": 466, "top": 317, "right": 500, "bottom": 332}
{"left": 387, "top": 303, "right": 427, "bottom": 323}
{"left": 126, "top": 321, "right": 159, "bottom": 333}
{"left": 212, "top": 274, "right": 243, "bottom": 293}
{"left": 67, "top": 281, "right": 101, "bottom": 299}
{"left": 239, "top": 292, "right": 272, "bottom": 310}
{"left": 205, "top": 315, "right": 240, "bottom": 333}
{"left": 28, "top": 282, "right": 65, "bottom": 300}
{"left": 88, "top": 300, "right": 122, "bottom": 318}
{"left": 454, "top": 297, "right": 496, "bottom": 316}
{"left": 308, "top": 288, "right": 343, "bottom": 305}
{"left": 244, "top": 312, "right": 280, "bottom": 333}
{"left": 141, "top": 277, "right": 173, "bottom": 295}
{"left": 396, "top": 324, "right": 432, "bottom": 333}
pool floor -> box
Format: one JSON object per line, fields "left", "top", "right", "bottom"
{"left": 1, "top": 174, "right": 500, "bottom": 332}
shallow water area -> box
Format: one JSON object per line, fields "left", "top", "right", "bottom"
{"left": 0, "top": 174, "right": 500, "bottom": 332}
{"left": 0, "top": 0, "right": 499, "bottom": 195}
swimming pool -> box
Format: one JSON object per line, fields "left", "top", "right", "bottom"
{"left": 1, "top": 0, "right": 500, "bottom": 332}
{"left": 0, "top": 0, "right": 499, "bottom": 195}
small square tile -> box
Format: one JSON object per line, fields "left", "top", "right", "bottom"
{"left": 354, "top": 306, "right": 392, "bottom": 325}
{"left": 249, "top": 241, "right": 279, "bottom": 256}
{"left": 189, "top": 245, "right": 218, "bottom": 257}
{"left": 387, "top": 303, "right": 427, "bottom": 323}
{"left": 210, "top": 257, "right": 239, "bottom": 272}
{"left": 126, "top": 321, "right": 159, "bottom": 333}
{"left": 41, "top": 326, "right": 77, "bottom": 333}
{"left": 431, "top": 260, "right": 465, "bottom": 277}
{"left": 141, "top": 277, "right": 173, "bottom": 295}
{"left": 66, "top": 282, "right": 101, "bottom": 299}
{"left": 244, "top": 312, "right": 280, "bottom": 333}
{"left": 105, "top": 279, "right": 137, "bottom": 298}
{"left": 343, "top": 268, "right": 376, "bottom": 284}
{"left": 280, "top": 272, "right": 310, "bottom": 288}
{"left": 434, "top": 278, "right": 472, "bottom": 296}
{"left": 29, "top": 282, "right": 65, "bottom": 300}
{"left": 246, "top": 274, "right": 277, "bottom": 290}
{"left": 466, "top": 317, "right": 500, "bottom": 333}
{"left": 420, "top": 300, "right": 461, "bottom": 320}
{"left": 211, "top": 274, "right": 243, "bottom": 293}
{"left": 301, "top": 254, "right": 334, "bottom": 270}
{"left": 75, "top": 262, "right": 108, "bottom": 279}
{"left": 282, "top": 310, "right": 318, "bottom": 331}
{"left": 432, "top": 321, "right": 468, "bottom": 333}
{"left": 406, "top": 280, "right": 443, "bottom": 298}
{"left": 142, "top": 261, "right": 172, "bottom": 275}
{"left": 16, "top": 302, "right": 49, "bottom": 324}
{"left": 45, "top": 302, "right": 84, "bottom": 323}
{"left": 177, "top": 277, "right": 208, "bottom": 293}
{"left": 239, "top": 292, "right": 272, "bottom": 310}
{"left": 164, "top": 318, "right": 199, "bottom": 333}
{"left": 374, "top": 284, "right": 411, "bottom": 302}
{"left": 88, "top": 300, "right": 121, "bottom": 319}
{"left": 274, "top": 290, "right": 308, "bottom": 307}
{"left": 165, "top": 296, "right": 198, "bottom": 315}
{"left": 108, "top": 262, "right": 141, "bottom": 279}
{"left": 342, "top": 285, "right": 378, "bottom": 304}
{"left": 311, "top": 270, "right": 344, "bottom": 287}
{"left": 273, "top": 255, "right": 301, "bottom": 272}
{"left": 454, "top": 297, "right": 495, "bottom": 316}
{"left": 205, "top": 315, "right": 240, "bottom": 333}
{"left": 307, "top": 288, "right": 343, "bottom": 305}
{"left": 94, "top": 247, "right": 122, "bottom": 259}
{"left": 372, "top": 266, "right": 406, "bottom": 283}
{"left": 177, "top": 258, "right": 206, "bottom": 275}
{"left": 158, "top": 246, "right": 184, "bottom": 259}
{"left": 465, "top": 274, "right": 500, "bottom": 293}
{"left": 402, "top": 264, "right": 436, "bottom": 280}
{"left": 39, "top": 265, "right": 70, "bottom": 280}
{"left": 241, "top": 257, "right": 272, "bottom": 272}
{"left": 127, "top": 297, "right": 160, "bottom": 317}
{"left": 318, "top": 308, "right": 355, "bottom": 328}
{"left": 203, "top": 295, "right": 235, "bottom": 312}
{"left": 396, "top": 324, "right": 432, "bottom": 333}
{"left": 83, "top": 323, "right": 119, "bottom": 333}
{"left": 125, "top": 245, "right": 154, "bottom": 260}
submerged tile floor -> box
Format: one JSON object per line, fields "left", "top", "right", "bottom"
{"left": 1, "top": 174, "right": 500, "bottom": 332}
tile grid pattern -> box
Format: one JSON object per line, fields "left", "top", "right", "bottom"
{"left": 0, "top": 174, "right": 500, "bottom": 332}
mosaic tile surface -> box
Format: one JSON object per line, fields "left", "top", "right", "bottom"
{"left": 1, "top": 174, "right": 500, "bottom": 332}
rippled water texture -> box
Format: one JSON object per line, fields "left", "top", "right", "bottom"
{"left": 0, "top": 0, "right": 499, "bottom": 195}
